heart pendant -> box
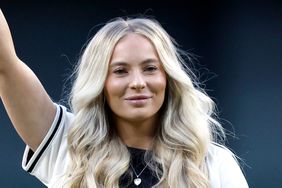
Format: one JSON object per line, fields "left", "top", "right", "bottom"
{"left": 134, "top": 178, "right": 142, "bottom": 186}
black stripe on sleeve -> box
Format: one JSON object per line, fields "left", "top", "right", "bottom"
{"left": 27, "top": 106, "right": 63, "bottom": 173}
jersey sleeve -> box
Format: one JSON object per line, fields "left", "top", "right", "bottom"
{"left": 207, "top": 144, "right": 249, "bottom": 188}
{"left": 21, "top": 104, "right": 73, "bottom": 186}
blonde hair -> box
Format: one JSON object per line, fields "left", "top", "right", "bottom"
{"left": 63, "top": 17, "right": 225, "bottom": 187}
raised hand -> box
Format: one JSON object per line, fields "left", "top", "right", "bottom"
{"left": 0, "top": 9, "right": 56, "bottom": 151}
{"left": 0, "top": 9, "right": 17, "bottom": 68}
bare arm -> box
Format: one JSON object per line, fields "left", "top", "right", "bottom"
{"left": 0, "top": 9, "right": 56, "bottom": 151}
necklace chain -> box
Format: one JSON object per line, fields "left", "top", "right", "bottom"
{"left": 130, "top": 162, "right": 149, "bottom": 177}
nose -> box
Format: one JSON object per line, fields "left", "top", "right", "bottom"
{"left": 129, "top": 71, "right": 146, "bottom": 90}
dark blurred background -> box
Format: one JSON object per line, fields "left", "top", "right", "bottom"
{"left": 0, "top": 1, "right": 281, "bottom": 187}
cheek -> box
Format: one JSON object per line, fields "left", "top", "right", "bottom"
{"left": 104, "top": 78, "right": 125, "bottom": 102}
{"left": 151, "top": 75, "right": 167, "bottom": 94}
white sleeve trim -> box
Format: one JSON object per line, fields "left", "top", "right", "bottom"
{"left": 22, "top": 104, "right": 64, "bottom": 173}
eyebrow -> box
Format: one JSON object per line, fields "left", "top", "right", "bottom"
{"left": 110, "top": 58, "right": 160, "bottom": 67}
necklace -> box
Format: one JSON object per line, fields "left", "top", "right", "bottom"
{"left": 130, "top": 162, "right": 149, "bottom": 186}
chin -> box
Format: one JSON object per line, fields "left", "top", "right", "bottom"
{"left": 122, "top": 111, "right": 156, "bottom": 122}
{"left": 125, "top": 113, "right": 151, "bottom": 121}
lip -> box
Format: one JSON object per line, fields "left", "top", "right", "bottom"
{"left": 124, "top": 95, "right": 152, "bottom": 100}
{"left": 124, "top": 95, "right": 152, "bottom": 106}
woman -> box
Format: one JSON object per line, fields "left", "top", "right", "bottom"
{"left": 0, "top": 9, "right": 248, "bottom": 188}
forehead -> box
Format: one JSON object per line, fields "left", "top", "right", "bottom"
{"left": 110, "top": 33, "right": 159, "bottom": 64}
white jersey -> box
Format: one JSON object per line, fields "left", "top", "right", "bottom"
{"left": 22, "top": 104, "right": 249, "bottom": 188}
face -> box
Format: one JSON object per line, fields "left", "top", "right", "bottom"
{"left": 104, "top": 33, "right": 167, "bottom": 123}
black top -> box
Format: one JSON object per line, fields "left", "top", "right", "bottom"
{"left": 119, "top": 147, "right": 159, "bottom": 188}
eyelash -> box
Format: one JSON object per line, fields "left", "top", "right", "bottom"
{"left": 113, "top": 68, "right": 127, "bottom": 74}
{"left": 113, "top": 66, "right": 158, "bottom": 75}
{"left": 144, "top": 66, "right": 158, "bottom": 72}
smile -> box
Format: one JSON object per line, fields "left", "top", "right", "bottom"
{"left": 124, "top": 95, "right": 152, "bottom": 106}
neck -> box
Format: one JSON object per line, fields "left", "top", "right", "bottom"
{"left": 113, "top": 115, "right": 159, "bottom": 150}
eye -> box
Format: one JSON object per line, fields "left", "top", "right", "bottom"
{"left": 144, "top": 65, "right": 158, "bottom": 72}
{"left": 113, "top": 68, "right": 127, "bottom": 75}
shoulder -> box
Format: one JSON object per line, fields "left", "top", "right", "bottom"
{"left": 22, "top": 103, "right": 74, "bottom": 186}
{"left": 207, "top": 143, "right": 235, "bottom": 162}
{"left": 206, "top": 143, "right": 249, "bottom": 188}
{"left": 206, "top": 143, "right": 236, "bottom": 176}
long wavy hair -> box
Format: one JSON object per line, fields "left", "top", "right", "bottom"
{"left": 63, "top": 17, "right": 225, "bottom": 188}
